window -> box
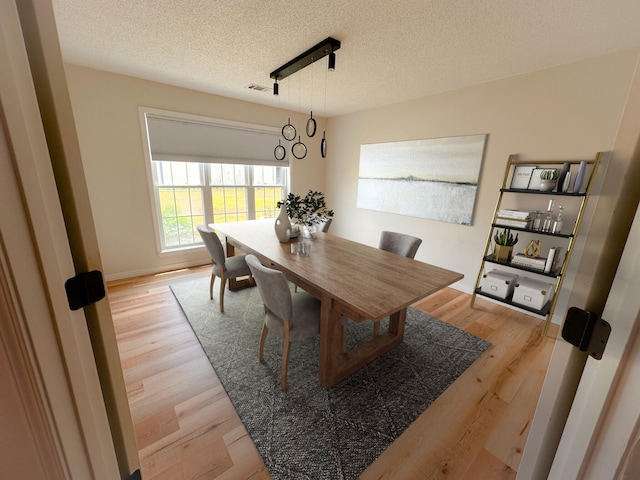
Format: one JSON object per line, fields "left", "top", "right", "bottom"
{"left": 152, "top": 161, "right": 287, "bottom": 251}
{"left": 142, "top": 109, "right": 290, "bottom": 252}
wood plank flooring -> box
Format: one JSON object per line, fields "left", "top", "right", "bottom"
{"left": 107, "top": 265, "right": 558, "bottom": 479}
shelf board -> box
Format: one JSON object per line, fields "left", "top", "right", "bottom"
{"left": 491, "top": 224, "right": 573, "bottom": 238}
{"left": 500, "top": 188, "right": 585, "bottom": 196}
{"left": 483, "top": 256, "right": 561, "bottom": 277}
{"left": 474, "top": 288, "right": 552, "bottom": 316}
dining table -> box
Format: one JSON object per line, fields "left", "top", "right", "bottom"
{"left": 211, "top": 219, "right": 463, "bottom": 388}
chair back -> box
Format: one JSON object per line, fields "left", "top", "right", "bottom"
{"left": 246, "top": 255, "right": 292, "bottom": 321}
{"left": 379, "top": 231, "right": 423, "bottom": 259}
{"left": 197, "top": 225, "right": 226, "bottom": 265}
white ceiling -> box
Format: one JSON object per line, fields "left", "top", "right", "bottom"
{"left": 51, "top": 0, "right": 640, "bottom": 117}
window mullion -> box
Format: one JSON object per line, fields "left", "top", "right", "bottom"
{"left": 202, "top": 164, "right": 213, "bottom": 225}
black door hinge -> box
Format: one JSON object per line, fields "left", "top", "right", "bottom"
{"left": 64, "top": 270, "right": 105, "bottom": 310}
{"left": 562, "top": 306, "right": 611, "bottom": 360}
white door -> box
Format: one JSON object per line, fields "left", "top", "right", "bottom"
{"left": 1, "top": 0, "right": 122, "bottom": 477}
{"left": 547, "top": 201, "right": 640, "bottom": 479}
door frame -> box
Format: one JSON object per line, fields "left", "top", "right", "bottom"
{"left": 0, "top": 0, "right": 120, "bottom": 477}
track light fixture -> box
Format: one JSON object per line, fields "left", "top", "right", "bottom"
{"left": 270, "top": 37, "right": 341, "bottom": 91}
{"left": 270, "top": 37, "right": 340, "bottom": 160}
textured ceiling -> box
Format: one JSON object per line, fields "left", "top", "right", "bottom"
{"left": 51, "top": 0, "right": 640, "bottom": 117}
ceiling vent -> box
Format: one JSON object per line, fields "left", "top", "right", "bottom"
{"left": 247, "top": 83, "right": 271, "bottom": 92}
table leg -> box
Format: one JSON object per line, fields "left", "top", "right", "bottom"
{"left": 319, "top": 303, "right": 407, "bottom": 388}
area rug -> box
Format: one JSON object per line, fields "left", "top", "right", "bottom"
{"left": 170, "top": 276, "right": 490, "bottom": 480}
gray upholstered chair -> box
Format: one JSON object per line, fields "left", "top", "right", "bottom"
{"left": 378, "top": 230, "right": 423, "bottom": 259}
{"left": 246, "top": 254, "right": 321, "bottom": 391}
{"left": 373, "top": 230, "right": 423, "bottom": 336}
{"left": 197, "top": 225, "right": 252, "bottom": 313}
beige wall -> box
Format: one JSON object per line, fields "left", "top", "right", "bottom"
{"left": 326, "top": 50, "right": 640, "bottom": 322}
{"left": 65, "top": 65, "right": 326, "bottom": 279}
{"left": 67, "top": 51, "right": 640, "bottom": 326}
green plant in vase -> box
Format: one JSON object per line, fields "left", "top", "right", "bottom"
{"left": 539, "top": 169, "right": 558, "bottom": 191}
{"left": 493, "top": 228, "right": 518, "bottom": 262}
{"left": 277, "top": 190, "right": 334, "bottom": 236}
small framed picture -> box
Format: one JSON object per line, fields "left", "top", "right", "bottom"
{"left": 528, "top": 168, "right": 547, "bottom": 190}
{"left": 510, "top": 165, "right": 536, "bottom": 189}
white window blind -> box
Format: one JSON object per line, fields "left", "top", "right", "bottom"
{"left": 146, "top": 114, "right": 289, "bottom": 166}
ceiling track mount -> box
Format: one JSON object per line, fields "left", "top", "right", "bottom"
{"left": 270, "top": 37, "right": 341, "bottom": 82}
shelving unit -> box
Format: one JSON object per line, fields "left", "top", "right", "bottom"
{"left": 470, "top": 153, "right": 603, "bottom": 335}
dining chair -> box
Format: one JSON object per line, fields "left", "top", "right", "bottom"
{"left": 246, "top": 254, "right": 321, "bottom": 391}
{"left": 373, "top": 230, "right": 423, "bottom": 336}
{"left": 378, "top": 230, "right": 423, "bottom": 259}
{"left": 197, "top": 225, "right": 252, "bottom": 313}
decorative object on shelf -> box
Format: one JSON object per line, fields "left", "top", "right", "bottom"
{"left": 277, "top": 190, "right": 334, "bottom": 228}
{"left": 532, "top": 211, "right": 543, "bottom": 231}
{"left": 480, "top": 269, "right": 518, "bottom": 299}
{"left": 510, "top": 165, "right": 536, "bottom": 189}
{"left": 524, "top": 239, "right": 542, "bottom": 258}
{"left": 552, "top": 205, "right": 564, "bottom": 233}
{"left": 539, "top": 169, "right": 558, "bottom": 191}
{"left": 495, "top": 209, "right": 533, "bottom": 229}
{"left": 556, "top": 163, "right": 571, "bottom": 192}
{"left": 274, "top": 202, "right": 292, "bottom": 243}
{"left": 562, "top": 171, "right": 572, "bottom": 192}
{"left": 541, "top": 199, "right": 555, "bottom": 232}
{"left": 270, "top": 37, "right": 340, "bottom": 161}
{"left": 493, "top": 228, "right": 519, "bottom": 262}
{"left": 274, "top": 139, "right": 286, "bottom": 161}
{"left": 573, "top": 161, "right": 587, "bottom": 193}
{"left": 512, "top": 277, "right": 554, "bottom": 311}
{"left": 528, "top": 168, "right": 546, "bottom": 190}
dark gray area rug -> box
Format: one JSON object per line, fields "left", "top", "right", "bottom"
{"left": 170, "top": 276, "right": 490, "bottom": 480}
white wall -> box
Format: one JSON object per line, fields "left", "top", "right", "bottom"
{"left": 325, "top": 50, "right": 640, "bottom": 319}
{"left": 65, "top": 65, "right": 326, "bottom": 280}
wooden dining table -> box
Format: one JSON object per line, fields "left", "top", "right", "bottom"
{"left": 212, "top": 220, "right": 463, "bottom": 388}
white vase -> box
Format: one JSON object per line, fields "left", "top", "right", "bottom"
{"left": 274, "top": 203, "right": 291, "bottom": 243}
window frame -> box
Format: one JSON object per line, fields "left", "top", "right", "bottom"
{"left": 139, "top": 107, "right": 290, "bottom": 254}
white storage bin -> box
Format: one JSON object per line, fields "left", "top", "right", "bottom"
{"left": 480, "top": 269, "right": 518, "bottom": 299}
{"left": 512, "top": 277, "right": 553, "bottom": 310}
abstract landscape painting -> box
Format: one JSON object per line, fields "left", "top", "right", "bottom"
{"left": 357, "top": 134, "right": 487, "bottom": 225}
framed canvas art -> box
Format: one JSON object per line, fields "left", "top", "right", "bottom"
{"left": 357, "top": 134, "right": 487, "bottom": 225}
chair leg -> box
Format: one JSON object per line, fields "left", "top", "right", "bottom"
{"left": 259, "top": 323, "right": 269, "bottom": 362}
{"left": 209, "top": 273, "right": 215, "bottom": 300}
{"left": 281, "top": 321, "right": 292, "bottom": 391}
{"left": 294, "top": 284, "right": 298, "bottom": 293}
{"left": 219, "top": 277, "right": 227, "bottom": 312}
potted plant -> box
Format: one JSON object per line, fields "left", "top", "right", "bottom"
{"left": 277, "top": 190, "right": 334, "bottom": 236}
{"left": 493, "top": 228, "right": 518, "bottom": 262}
{"left": 539, "top": 169, "right": 558, "bottom": 191}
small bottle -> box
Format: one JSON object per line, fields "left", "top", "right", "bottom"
{"left": 532, "top": 211, "right": 543, "bottom": 231}
{"left": 542, "top": 200, "right": 555, "bottom": 233}
{"left": 552, "top": 205, "right": 564, "bottom": 234}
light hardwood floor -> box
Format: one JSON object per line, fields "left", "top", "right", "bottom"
{"left": 107, "top": 265, "right": 558, "bottom": 479}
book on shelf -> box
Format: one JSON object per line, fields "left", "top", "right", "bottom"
{"left": 495, "top": 217, "right": 531, "bottom": 229}
{"left": 511, "top": 253, "right": 547, "bottom": 270}
{"left": 544, "top": 247, "right": 563, "bottom": 273}
{"left": 497, "top": 209, "right": 534, "bottom": 219}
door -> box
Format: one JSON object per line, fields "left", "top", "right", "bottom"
{"left": 548, "top": 202, "right": 640, "bottom": 479}
{"left": 1, "top": 0, "right": 124, "bottom": 477}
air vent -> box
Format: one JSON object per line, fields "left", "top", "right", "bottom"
{"left": 247, "top": 83, "right": 271, "bottom": 92}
